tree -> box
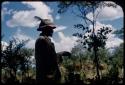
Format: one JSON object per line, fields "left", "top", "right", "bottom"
{"left": 19, "top": 48, "right": 34, "bottom": 82}
{"left": 57, "top": 1, "right": 116, "bottom": 80}
{"left": 1, "top": 38, "right": 34, "bottom": 83}
{"left": 112, "top": 43, "right": 124, "bottom": 69}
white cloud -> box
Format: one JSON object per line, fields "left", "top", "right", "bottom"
{"left": 86, "top": 1, "right": 123, "bottom": 21}
{"left": 88, "top": 21, "right": 123, "bottom": 48}
{"left": 106, "top": 34, "right": 123, "bottom": 48}
{"left": 12, "top": 29, "right": 31, "bottom": 41}
{"left": 25, "top": 39, "right": 35, "bottom": 49}
{"left": 10, "top": 26, "right": 77, "bottom": 51}
{"left": 2, "top": 1, "right": 10, "bottom": 5}
{"left": 22, "top": 2, "right": 53, "bottom": 21}
{"left": 13, "top": 30, "right": 78, "bottom": 52}
{"left": 7, "top": 10, "right": 38, "bottom": 28}
{"left": 1, "top": 41, "right": 8, "bottom": 51}
{"left": 54, "top": 25, "right": 67, "bottom": 32}
{"left": 2, "top": 29, "right": 36, "bottom": 50}
{"left": 1, "top": 7, "right": 14, "bottom": 21}
{"left": 89, "top": 21, "right": 114, "bottom": 34}
{"left": 11, "top": 28, "right": 78, "bottom": 52}
{"left": 55, "top": 15, "right": 61, "bottom": 20}
{"left": 11, "top": 29, "right": 35, "bottom": 49}
{"left": 84, "top": 21, "right": 114, "bottom": 38}
{"left": 51, "top": 32, "right": 78, "bottom": 52}
{"left": 6, "top": 1, "right": 53, "bottom": 28}
{"left": 52, "top": 21, "right": 123, "bottom": 52}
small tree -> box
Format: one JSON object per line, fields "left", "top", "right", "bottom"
{"left": 1, "top": 38, "right": 34, "bottom": 83}
{"left": 57, "top": 1, "right": 116, "bottom": 80}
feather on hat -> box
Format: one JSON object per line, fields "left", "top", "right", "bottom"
{"left": 34, "top": 16, "right": 56, "bottom": 31}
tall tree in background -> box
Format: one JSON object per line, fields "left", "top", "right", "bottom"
{"left": 57, "top": 1, "right": 116, "bottom": 80}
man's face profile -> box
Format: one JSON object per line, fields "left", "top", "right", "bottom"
{"left": 47, "top": 28, "right": 53, "bottom": 37}
{"left": 42, "top": 26, "right": 54, "bottom": 37}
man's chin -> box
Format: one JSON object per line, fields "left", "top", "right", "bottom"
{"left": 48, "top": 35, "right": 52, "bottom": 37}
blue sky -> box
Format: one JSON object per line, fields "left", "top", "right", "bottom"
{"left": 1, "top": 1, "right": 124, "bottom": 52}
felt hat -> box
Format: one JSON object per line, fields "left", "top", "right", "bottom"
{"left": 37, "top": 19, "right": 56, "bottom": 31}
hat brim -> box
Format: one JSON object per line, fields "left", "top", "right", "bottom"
{"left": 37, "top": 25, "right": 56, "bottom": 31}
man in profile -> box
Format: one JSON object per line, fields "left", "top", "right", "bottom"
{"left": 35, "top": 17, "right": 70, "bottom": 84}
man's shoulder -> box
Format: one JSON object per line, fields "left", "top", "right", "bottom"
{"left": 37, "top": 36, "right": 45, "bottom": 40}
{"left": 36, "top": 36, "right": 50, "bottom": 42}
{"left": 36, "top": 36, "right": 46, "bottom": 42}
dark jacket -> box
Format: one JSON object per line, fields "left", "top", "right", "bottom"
{"left": 35, "top": 35, "right": 61, "bottom": 84}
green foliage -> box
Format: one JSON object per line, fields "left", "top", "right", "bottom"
{"left": 1, "top": 38, "right": 34, "bottom": 83}
{"left": 1, "top": 39, "right": 123, "bottom": 84}
{"left": 57, "top": 1, "right": 117, "bottom": 80}
{"left": 111, "top": 43, "right": 124, "bottom": 68}
{"left": 58, "top": 1, "right": 102, "bottom": 15}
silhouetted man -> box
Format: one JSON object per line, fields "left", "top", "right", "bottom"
{"left": 35, "top": 17, "right": 71, "bottom": 84}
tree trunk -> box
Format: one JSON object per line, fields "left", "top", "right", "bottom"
{"left": 92, "top": 4, "right": 100, "bottom": 80}
{"left": 94, "top": 47, "right": 100, "bottom": 80}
